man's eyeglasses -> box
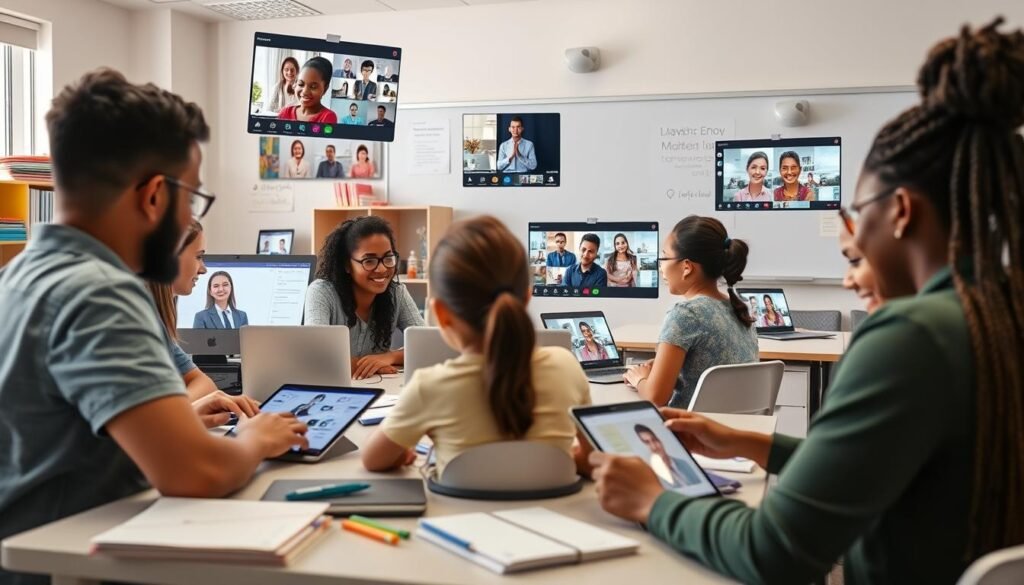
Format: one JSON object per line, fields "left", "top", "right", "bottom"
{"left": 839, "top": 187, "right": 897, "bottom": 235}
{"left": 353, "top": 253, "right": 398, "bottom": 272}
{"left": 164, "top": 176, "right": 216, "bottom": 219}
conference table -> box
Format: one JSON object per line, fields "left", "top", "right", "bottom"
{"left": 2, "top": 378, "right": 776, "bottom": 585}
{"left": 613, "top": 324, "right": 851, "bottom": 417}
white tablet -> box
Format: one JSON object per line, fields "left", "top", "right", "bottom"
{"left": 572, "top": 401, "right": 720, "bottom": 498}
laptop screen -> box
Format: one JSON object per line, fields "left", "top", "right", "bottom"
{"left": 736, "top": 288, "right": 794, "bottom": 332}
{"left": 540, "top": 312, "right": 621, "bottom": 369}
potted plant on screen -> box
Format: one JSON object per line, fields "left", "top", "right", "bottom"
{"left": 251, "top": 82, "right": 264, "bottom": 114}
{"left": 464, "top": 138, "right": 482, "bottom": 170}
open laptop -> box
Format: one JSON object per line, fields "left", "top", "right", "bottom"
{"left": 736, "top": 288, "right": 835, "bottom": 341}
{"left": 540, "top": 311, "right": 627, "bottom": 384}
{"left": 240, "top": 325, "right": 352, "bottom": 403}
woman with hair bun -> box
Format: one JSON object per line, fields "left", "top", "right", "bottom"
{"left": 622, "top": 215, "right": 758, "bottom": 408}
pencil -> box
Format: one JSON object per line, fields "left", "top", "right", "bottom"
{"left": 341, "top": 519, "right": 399, "bottom": 545}
{"left": 349, "top": 515, "right": 410, "bottom": 539}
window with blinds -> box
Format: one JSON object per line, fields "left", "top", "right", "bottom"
{"left": 0, "top": 12, "right": 39, "bottom": 156}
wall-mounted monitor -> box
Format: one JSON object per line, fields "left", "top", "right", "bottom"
{"left": 463, "top": 113, "right": 560, "bottom": 187}
{"left": 715, "top": 136, "right": 841, "bottom": 211}
{"left": 249, "top": 32, "right": 401, "bottom": 142}
{"left": 528, "top": 221, "right": 659, "bottom": 299}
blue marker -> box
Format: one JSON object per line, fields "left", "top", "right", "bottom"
{"left": 420, "top": 521, "right": 474, "bottom": 551}
{"left": 285, "top": 482, "right": 370, "bottom": 501}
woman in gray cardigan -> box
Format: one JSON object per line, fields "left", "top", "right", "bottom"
{"left": 304, "top": 216, "right": 424, "bottom": 379}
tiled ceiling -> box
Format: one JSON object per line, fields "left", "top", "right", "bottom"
{"left": 99, "top": 0, "right": 540, "bottom": 21}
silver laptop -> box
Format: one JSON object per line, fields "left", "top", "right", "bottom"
{"left": 240, "top": 325, "right": 352, "bottom": 403}
{"left": 736, "top": 288, "right": 835, "bottom": 341}
{"left": 540, "top": 311, "right": 627, "bottom": 384}
{"left": 403, "top": 326, "right": 572, "bottom": 384}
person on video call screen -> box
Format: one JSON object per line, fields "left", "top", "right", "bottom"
{"left": 563, "top": 233, "right": 608, "bottom": 288}
{"left": 635, "top": 424, "right": 702, "bottom": 488}
{"left": 496, "top": 116, "right": 537, "bottom": 173}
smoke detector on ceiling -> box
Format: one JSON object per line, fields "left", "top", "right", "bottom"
{"left": 191, "top": 0, "right": 321, "bottom": 20}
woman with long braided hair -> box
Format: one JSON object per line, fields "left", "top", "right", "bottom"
{"left": 586, "top": 19, "right": 1024, "bottom": 584}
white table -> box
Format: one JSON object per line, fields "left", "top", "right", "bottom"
{"left": 2, "top": 379, "right": 776, "bottom": 585}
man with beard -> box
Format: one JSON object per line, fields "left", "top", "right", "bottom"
{"left": 0, "top": 70, "right": 309, "bottom": 585}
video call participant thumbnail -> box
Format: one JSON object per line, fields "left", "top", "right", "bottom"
{"left": 546, "top": 232, "right": 576, "bottom": 268}
{"left": 563, "top": 233, "right": 607, "bottom": 288}
{"left": 734, "top": 151, "right": 772, "bottom": 202}
{"left": 316, "top": 144, "right": 344, "bottom": 178}
{"left": 496, "top": 116, "right": 537, "bottom": 173}
{"left": 353, "top": 59, "right": 378, "bottom": 101}
{"left": 277, "top": 57, "right": 338, "bottom": 124}
{"left": 193, "top": 271, "right": 249, "bottom": 329}
{"left": 774, "top": 150, "right": 815, "bottom": 202}
{"left": 367, "top": 105, "right": 393, "bottom": 127}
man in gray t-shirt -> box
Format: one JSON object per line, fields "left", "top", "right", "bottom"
{"left": 0, "top": 70, "right": 308, "bottom": 585}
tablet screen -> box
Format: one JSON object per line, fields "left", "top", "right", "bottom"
{"left": 576, "top": 403, "right": 718, "bottom": 498}
{"left": 257, "top": 385, "right": 380, "bottom": 454}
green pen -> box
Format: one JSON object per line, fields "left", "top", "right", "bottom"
{"left": 349, "top": 515, "right": 410, "bottom": 539}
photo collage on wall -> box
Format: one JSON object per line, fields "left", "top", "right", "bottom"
{"left": 259, "top": 136, "right": 383, "bottom": 180}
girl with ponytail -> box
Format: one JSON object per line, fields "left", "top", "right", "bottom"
{"left": 623, "top": 215, "right": 758, "bottom": 408}
{"left": 362, "top": 216, "right": 591, "bottom": 474}
{"left": 590, "top": 19, "right": 1024, "bottom": 583}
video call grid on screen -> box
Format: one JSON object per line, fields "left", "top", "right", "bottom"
{"left": 463, "top": 113, "right": 561, "bottom": 187}
{"left": 738, "top": 290, "right": 794, "bottom": 330}
{"left": 715, "top": 136, "right": 842, "bottom": 211}
{"left": 176, "top": 257, "right": 315, "bottom": 329}
{"left": 249, "top": 32, "right": 401, "bottom": 142}
{"left": 578, "top": 407, "right": 717, "bottom": 498}
{"left": 541, "top": 316, "right": 621, "bottom": 367}
{"left": 257, "top": 230, "right": 294, "bottom": 254}
{"left": 261, "top": 386, "right": 377, "bottom": 452}
{"left": 529, "top": 222, "right": 659, "bottom": 299}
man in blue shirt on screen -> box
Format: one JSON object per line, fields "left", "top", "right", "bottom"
{"left": 546, "top": 232, "right": 576, "bottom": 267}
{"left": 496, "top": 116, "right": 537, "bottom": 173}
{"left": 564, "top": 233, "right": 607, "bottom": 289}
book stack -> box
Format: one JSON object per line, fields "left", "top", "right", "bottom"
{"left": 0, "top": 156, "right": 52, "bottom": 184}
{"left": 28, "top": 188, "right": 54, "bottom": 238}
{"left": 90, "top": 498, "right": 331, "bottom": 566}
{"left": 333, "top": 182, "right": 380, "bottom": 207}
{"left": 0, "top": 218, "right": 26, "bottom": 242}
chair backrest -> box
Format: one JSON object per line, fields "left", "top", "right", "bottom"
{"left": 791, "top": 310, "right": 842, "bottom": 332}
{"left": 688, "top": 360, "right": 785, "bottom": 415}
{"left": 851, "top": 309, "right": 869, "bottom": 331}
{"left": 428, "top": 441, "right": 583, "bottom": 500}
{"left": 957, "top": 545, "right": 1024, "bottom": 585}
{"left": 404, "top": 326, "right": 571, "bottom": 383}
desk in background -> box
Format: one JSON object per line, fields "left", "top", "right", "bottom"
{"left": 2, "top": 378, "right": 775, "bottom": 585}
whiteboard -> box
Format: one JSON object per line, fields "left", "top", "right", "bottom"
{"left": 388, "top": 88, "right": 916, "bottom": 281}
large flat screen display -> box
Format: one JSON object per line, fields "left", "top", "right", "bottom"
{"left": 463, "top": 113, "right": 560, "bottom": 187}
{"left": 715, "top": 136, "right": 841, "bottom": 211}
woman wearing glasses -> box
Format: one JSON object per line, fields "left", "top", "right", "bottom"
{"left": 304, "top": 216, "right": 425, "bottom": 380}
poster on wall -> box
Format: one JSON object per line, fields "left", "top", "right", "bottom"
{"left": 259, "top": 136, "right": 383, "bottom": 180}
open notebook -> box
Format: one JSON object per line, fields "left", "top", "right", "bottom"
{"left": 417, "top": 507, "right": 638, "bottom": 574}
{"left": 90, "top": 498, "right": 331, "bottom": 566}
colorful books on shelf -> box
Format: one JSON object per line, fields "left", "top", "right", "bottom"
{"left": 333, "top": 182, "right": 380, "bottom": 207}
{"left": 417, "top": 507, "right": 639, "bottom": 574}
{"left": 0, "top": 156, "right": 52, "bottom": 184}
{"left": 0, "top": 218, "right": 26, "bottom": 242}
{"left": 90, "top": 498, "right": 331, "bottom": 566}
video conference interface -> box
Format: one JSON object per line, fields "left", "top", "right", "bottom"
{"left": 578, "top": 406, "right": 717, "bottom": 498}
{"left": 737, "top": 290, "right": 794, "bottom": 330}
{"left": 529, "top": 222, "right": 659, "bottom": 299}
{"left": 463, "top": 113, "right": 561, "bottom": 187}
{"left": 249, "top": 32, "right": 401, "bottom": 142}
{"left": 715, "top": 137, "right": 842, "bottom": 211}
{"left": 259, "top": 386, "right": 377, "bottom": 453}
{"left": 542, "top": 315, "right": 621, "bottom": 367}
{"left": 176, "top": 257, "right": 315, "bottom": 330}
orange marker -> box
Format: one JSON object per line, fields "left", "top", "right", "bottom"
{"left": 341, "top": 519, "right": 399, "bottom": 545}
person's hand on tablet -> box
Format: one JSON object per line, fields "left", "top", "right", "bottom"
{"left": 660, "top": 408, "right": 771, "bottom": 469}
{"left": 233, "top": 412, "right": 309, "bottom": 458}
{"left": 589, "top": 452, "right": 664, "bottom": 524}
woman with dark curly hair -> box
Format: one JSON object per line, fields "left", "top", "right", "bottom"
{"left": 304, "top": 216, "right": 424, "bottom": 379}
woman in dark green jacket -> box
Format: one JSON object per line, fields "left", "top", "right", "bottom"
{"left": 590, "top": 19, "right": 1024, "bottom": 585}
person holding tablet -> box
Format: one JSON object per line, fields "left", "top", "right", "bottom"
{"left": 623, "top": 216, "right": 758, "bottom": 407}
{"left": 732, "top": 151, "right": 772, "bottom": 202}
{"left": 590, "top": 20, "right": 1024, "bottom": 583}
{"left": 360, "top": 216, "right": 591, "bottom": 475}
{"left": 304, "top": 216, "right": 424, "bottom": 379}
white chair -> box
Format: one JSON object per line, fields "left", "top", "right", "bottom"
{"left": 403, "top": 326, "right": 572, "bottom": 383}
{"left": 426, "top": 442, "right": 583, "bottom": 500}
{"left": 687, "top": 361, "right": 785, "bottom": 415}
{"left": 957, "top": 545, "right": 1024, "bottom": 585}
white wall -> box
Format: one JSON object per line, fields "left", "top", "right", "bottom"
{"left": 129, "top": 9, "right": 172, "bottom": 88}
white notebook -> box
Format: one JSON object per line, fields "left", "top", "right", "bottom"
{"left": 417, "top": 507, "right": 638, "bottom": 574}
{"left": 91, "top": 498, "right": 330, "bottom": 565}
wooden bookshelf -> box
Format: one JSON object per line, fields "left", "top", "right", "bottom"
{"left": 311, "top": 206, "right": 453, "bottom": 309}
{"left": 0, "top": 178, "right": 53, "bottom": 267}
